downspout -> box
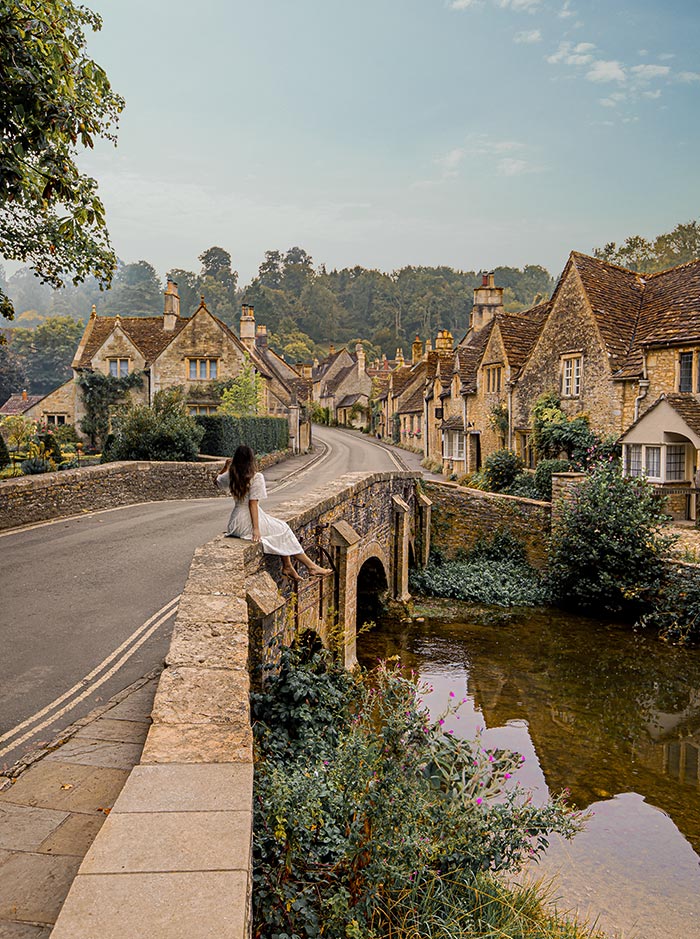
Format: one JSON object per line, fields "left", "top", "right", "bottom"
{"left": 506, "top": 378, "right": 514, "bottom": 450}
{"left": 633, "top": 351, "right": 650, "bottom": 423}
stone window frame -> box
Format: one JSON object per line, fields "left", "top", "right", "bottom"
{"left": 560, "top": 352, "right": 582, "bottom": 398}
{"left": 188, "top": 405, "right": 218, "bottom": 416}
{"left": 442, "top": 430, "right": 465, "bottom": 461}
{"left": 676, "top": 349, "right": 699, "bottom": 393}
{"left": 45, "top": 414, "right": 68, "bottom": 426}
{"left": 187, "top": 357, "right": 219, "bottom": 381}
{"left": 108, "top": 357, "right": 130, "bottom": 378}
{"left": 483, "top": 364, "right": 502, "bottom": 394}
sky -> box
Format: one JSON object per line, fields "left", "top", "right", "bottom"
{"left": 77, "top": 0, "right": 700, "bottom": 286}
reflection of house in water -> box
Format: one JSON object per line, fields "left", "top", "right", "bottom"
{"left": 464, "top": 616, "right": 700, "bottom": 857}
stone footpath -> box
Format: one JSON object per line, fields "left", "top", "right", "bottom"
{"left": 0, "top": 672, "right": 160, "bottom": 938}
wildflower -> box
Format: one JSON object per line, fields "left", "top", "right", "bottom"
{"left": 476, "top": 797, "right": 482, "bottom": 805}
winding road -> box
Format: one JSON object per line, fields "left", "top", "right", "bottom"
{"left": 0, "top": 427, "right": 411, "bottom": 771}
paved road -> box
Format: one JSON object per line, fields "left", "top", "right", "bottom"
{"left": 0, "top": 427, "right": 409, "bottom": 771}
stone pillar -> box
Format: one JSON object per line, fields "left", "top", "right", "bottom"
{"left": 551, "top": 472, "right": 586, "bottom": 531}
{"left": 417, "top": 491, "right": 432, "bottom": 567}
{"left": 330, "top": 520, "right": 361, "bottom": 668}
{"left": 392, "top": 494, "right": 411, "bottom": 602}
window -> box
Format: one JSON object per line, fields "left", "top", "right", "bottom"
{"left": 626, "top": 444, "right": 642, "bottom": 477}
{"left": 562, "top": 355, "right": 582, "bottom": 397}
{"left": 679, "top": 352, "right": 694, "bottom": 392}
{"left": 483, "top": 366, "right": 502, "bottom": 393}
{"left": 108, "top": 358, "right": 129, "bottom": 377}
{"left": 188, "top": 405, "right": 218, "bottom": 416}
{"left": 442, "top": 431, "right": 465, "bottom": 461}
{"left": 666, "top": 445, "right": 686, "bottom": 481}
{"left": 45, "top": 414, "right": 67, "bottom": 425}
{"left": 645, "top": 446, "right": 661, "bottom": 479}
{"left": 188, "top": 358, "right": 218, "bottom": 380}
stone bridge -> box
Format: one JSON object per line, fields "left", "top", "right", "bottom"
{"left": 50, "top": 470, "right": 432, "bottom": 939}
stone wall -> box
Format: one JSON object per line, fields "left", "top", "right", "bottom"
{"left": 422, "top": 480, "right": 551, "bottom": 569}
{"left": 0, "top": 452, "right": 290, "bottom": 532}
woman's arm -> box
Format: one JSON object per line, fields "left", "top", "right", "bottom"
{"left": 213, "top": 459, "right": 231, "bottom": 488}
{"left": 249, "top": 500, "right": 261, "bottom": 542}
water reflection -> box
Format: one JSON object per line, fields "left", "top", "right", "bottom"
{"left": 358, "top": 602, "right": 700, "bottom": 939}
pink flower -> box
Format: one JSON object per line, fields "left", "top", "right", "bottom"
{"left": 449, "top": 691, "right": 455, "bottom": 698}
{"left": 504, "top": 773, "right": 511, "bottom": 780}
{"left": 476, "top": 798, "right": 482, "bottom": 805}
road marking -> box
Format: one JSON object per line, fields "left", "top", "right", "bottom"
{"left": 267, "top": 439, "right": 332, "bottom": 493}
{"left": 0, "top": 596, "right": 180, "bottom": 758}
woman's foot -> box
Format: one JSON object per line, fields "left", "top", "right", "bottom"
{"left": 306, "top": 564, "right": 333, "bottom": 577}
{"left": 282, "top": 564, "right": 301, "bottom": 582}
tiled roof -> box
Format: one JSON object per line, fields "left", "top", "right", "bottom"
{"left": 0, "top": 393, "right": 44, "bottom": 414}
{"left": 74, "top": 315, "right": 189, "bottom": 367}
{"left": 390, "top": 365, "right": 416, "bottom": 397}
{"left": 495, "top": 302, "right": 550, "bottom": 372}
{"left": 440, "top": 414, "right": 464, "bottom": 431}
{"left": 337, "top": 393, "right": 364, "bottom": 408}
{"left": 634, "top": 259, "right": 700, "bottom": 346}
{"left": 323, "top": 363, "right": 355, "bottom": 395}
{"left": 397, "top": 384, "right": 425, "bottom": 414}
{"left": 457, "top": 322, "right": 493, "bottom": 394}
{"left": 570, "top": 252, "right": 645, "bottom": 372}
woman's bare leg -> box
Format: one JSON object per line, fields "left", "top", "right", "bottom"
{"left": 281, "top": 558, "right": 301, "bottom": 581}
{"left": 294, "top": 552, "right": 332, "bottom": 576}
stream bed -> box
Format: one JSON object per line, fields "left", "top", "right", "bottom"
{"left": 357, "top": 600, "right": 700, "bottom": 939}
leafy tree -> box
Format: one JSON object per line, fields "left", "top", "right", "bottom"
{"left": 217, "top": 357, "right": 263, "bottom": 417}
{"left": 0, "top": 0, "right": 123, "bottom": 326}
{"left": 481, "top": 448, "right": 524, "bottom": 492}
{"left": 241, "top": 282, "right": 294, "bottom": 334}
{"left": 0, "top": 431, "right": 10, "bottom": 468}
{"left": 198, "top": 246, "right": 238, "bottom": 324}
{"left": 268, "top": 318, "right": 318, "bottom": 363}
{"left": 1, "top": 414, "right": 36, "bottom": 451}
{"left": 549, "top": 463, "right": 675, "bottom": 614}
{"left": 10, "top": 316, "right": 84, "bottom": 394}
{"left": 199, "top": 246, "right": 237, "bottom": 290}
{"left": 101, "top": 260, "right": 162, "bottom": 315}
{"left": 0, "top": 343, "right": 28, "bottom": 404}
{"left": 257, "top": 249, "right": 283, "bottom": 289}
{"left": 76, "top": 369, "right": 143, "bottom": 447}
{"left": 104, "top": 387, "right": 204, "bottom": 462}
{"left": 4, "top": 267, "right": 53, "bottom": 318}
{"left": 594, "top": 218, "right": 700, "bottom": 273}
{"left": 282, "top": 246, "right": 314, "bottom": 297}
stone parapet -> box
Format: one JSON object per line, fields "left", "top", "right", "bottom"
{"left": 422, "top": 479, "right": 551, "bottom": 569}
{"left": 0, "top": 452, "right": 290, "bottom": 532}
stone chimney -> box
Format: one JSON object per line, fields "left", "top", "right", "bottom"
{"left": 21, "top": 389, "right": 28, "bottom": 402}
{"left": 329, "top": 343, "right": 336, "bottom": 356}
{"left": 471, "top": 271, "right": 503, "bottom": 331}
{"left": 412, "top": 335, "right": 423, "bottom": 365}
{"left": 163, "top": 279, "right": 180, "bottom": 331}
{"left": 355, "top": 342, "right": 366, "bottom": 373}
{"left": 395, "top": 348, "right": 405, "bottom": 368}
{"left": 240, "top": 303, "right": 255, "bottom": 350}
{"left": 435, "top": 329, "right": 454, "bottom": 352}
{"left": 255, "top": 324, "right": 268, "bottom": 351}
{"left": 302, "top": 364, "right": 312, "bottom": 379}
{"left": 425, "top": 339, "right": 433, "bottom": 355}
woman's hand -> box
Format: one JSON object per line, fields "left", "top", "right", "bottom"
{"left": 252, "top": 528, "right": 262, "bottom": 543}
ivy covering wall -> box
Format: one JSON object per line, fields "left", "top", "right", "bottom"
{"left": 195, "top": 415, "right": 288, "bottom": 456}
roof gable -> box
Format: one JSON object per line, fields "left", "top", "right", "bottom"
{"left": 619, "top": 393, "right": 700, "bottom": 448}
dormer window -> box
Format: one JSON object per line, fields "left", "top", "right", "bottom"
{"left": 561, "top": 354, "right": 582, "bottom": 398}
{"left": 108, "top": 358, "right": 129, "bottom": 377}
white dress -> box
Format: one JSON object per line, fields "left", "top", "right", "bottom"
{"left": 216, "top": 470, "right": 304, "bottom": 557}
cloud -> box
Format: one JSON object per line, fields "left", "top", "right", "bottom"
{"left": 448, "top": 0, "right": 481, "bottom": 7}
{"left": 643, "top": 89, "right": 662, "bottom": 99}
{"left": 495, "top": 0, "right": 541, "bottom": 10}
{"left": 599, "top": 91, "right": 626, "bottom": 107}
{"left": 558, "top": 0, "right": 575, "bottom": 17}
{"left": 586, "top": 60, "right": 626, "bottom": 83}
{"left": 630, "top": 64, "right": 670, "bottom": 80}
{"left": 497, "top": 158, "right": 533, "bottom": 176}
{"left": 658, "top": 52, "right": 675, "bottom": 61}
{"left": 678, "top": 71, "right": 700, "bottom": 83}
{"left": 514, "top": 28, "right": 542, "bottom": 43}
{"left": 547, "top": 40, "right": 596, "bottom": 66}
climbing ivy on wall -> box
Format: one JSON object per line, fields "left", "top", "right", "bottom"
{"left": 76, "top": 370, "right": 144, "bottom": 448}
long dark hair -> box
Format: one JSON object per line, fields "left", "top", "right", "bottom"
{"left": 229, "top": 445, "right": 257, "bottom": 499}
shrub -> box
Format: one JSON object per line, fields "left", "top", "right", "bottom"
{"left": 195, "top": 414, "right": 288, "bottom": 456}
{"left": 504, "top": 472, "right": 540, "bottom": 499}
{"left": 36, "top": 431, "right": 62, "bottom": 465}
{"left": 104, "top": 388, "right": 205, "bottom": 462}
{"left": 411, "top": 557, "right": 550, "bottom": 607}
{"left": 420, "top": 455, "right": 443, "bottom": 474}
{"left": 482, "top": 448, "right": 523, "bottom": 492}
{"left": 0, "top": 433, "right": 9, "bottom": 469}
{"left": 534, "top": 458, "right": 572, "bottom": 500}
{"left": 548, "top": 463, "right": 675, "bottom": 615}
{"left": 636, "top": 565, "right": 700, "bottom": 645}
{"left": 51, "top": 423, "right": 82, "bottom": 446}
{"left": 253, "top": 649, "right": 587, "bottom": 939}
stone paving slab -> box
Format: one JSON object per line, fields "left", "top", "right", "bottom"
{"left": 151, "top": 667, "right": 249, "bottom": 725}
{"left": 111, "top": 763, "right": 253, "bottom": 813}
{"left": 141, "top": 723, "right": 252, "bottom": 764}
{"left": 0, "top": 762, "right": 129, "bottom": 815}
{"left": 0, "top": 921, "right": 52, "bottom": 938}
{"left": 44, "top": 739, "right": 144, "bottom": 770}
{"left": 80, "top": 810, "right": 251, "bottom": 874}
{"left": 0, "top": 851, "right": 82, "bottom": 924}
{"left": 101, "top": 682, "right": 158, "bottom": 722}
{"left": 0, "top": 803, "right": 69, "bottom": 852}
{"left": 37, "top": 813, "right": 105, "bottom": 857}
{"left": 166, "top": 621, "right": 248, "bottom": 670}
{"left": 73, "top": 718, "right": 150, "bottom": 745}
{"left": 49, "top": 870, "right": 248, "bottom": 939}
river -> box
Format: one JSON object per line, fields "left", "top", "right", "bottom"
{"left": 357, "top": 600, "right": 700, "bottom": 939}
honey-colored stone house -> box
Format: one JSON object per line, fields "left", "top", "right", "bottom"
{"left": 312, "top": 343, "right": 373, "bottom": 428}
{"left": 17, "top": 283, "right": 312, "bottom": 451}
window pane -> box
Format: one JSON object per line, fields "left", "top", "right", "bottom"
{"left": 627, "top": 444, "right": 642, "bottom": 477}
{"left": 563, "top": 359, "right": 572, "bottom": 395}
{"left": 210, "top": 360, "right": 217, "bottom": 379}
{"left": 679, "top": 353, "right": 693, "bottom": 392}
{"left": 199, "top": 360, "right": 207, "bottom": 380}
{"left": 573, "top": 357, "right": 581, "bottom": 395}
{"left": 189, "top": 360, "right": 197, "bottom": 380}
{"left": 109, "top": 360, "right": 118, "bottom": 377}
{"left": 666, "top": 445, "right": 686, "bottom": 481}
{"left": 119, "top": 359, "right": 128, "bottom": 377}
{"left": 645, "top": 446, "right": 661, "bottom": 477}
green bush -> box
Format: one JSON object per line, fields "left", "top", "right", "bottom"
{"left": 482, "top": 449, "right": 524, "bottom": 492}
{"left": 36, "top": 431, "right": 62, "bottom": 465}
{"left": 534, "top": 458, "right": 572, "bottom": 500}
{"left": 195, "top": 414, "right": 288, "bottom": 456}
{"left": 411, "top": 557, "right": 549, "bottom": 607}
{"left": 253, "top": 648, "right": 587, "bottom": 939}
{"left": 21, "top": 456, "right": 52, "bottom": 474}
{"left": 51, "top": 423, "right": 82, "bottom": 446}
{"left": 0, "top": 433, "right": 9, "bottom": 469}
{"left": 104, "top": 389, "right": 205, "bottom": 462}
{"left": 548, "top": 463, "right": 675, "bottom": 615}
{"left": 636, "top": 565, "right": 700, "bottom": 645}
{"left": 504, "top": 472, "right": 540, "bottom": 499}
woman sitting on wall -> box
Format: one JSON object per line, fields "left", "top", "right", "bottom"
{"left": 216, "top": 445, "right": 332, "bottom": 582}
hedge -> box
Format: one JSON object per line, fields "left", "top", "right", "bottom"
{"left": 195, "top": 415, "right": 289, "bottom": 457}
